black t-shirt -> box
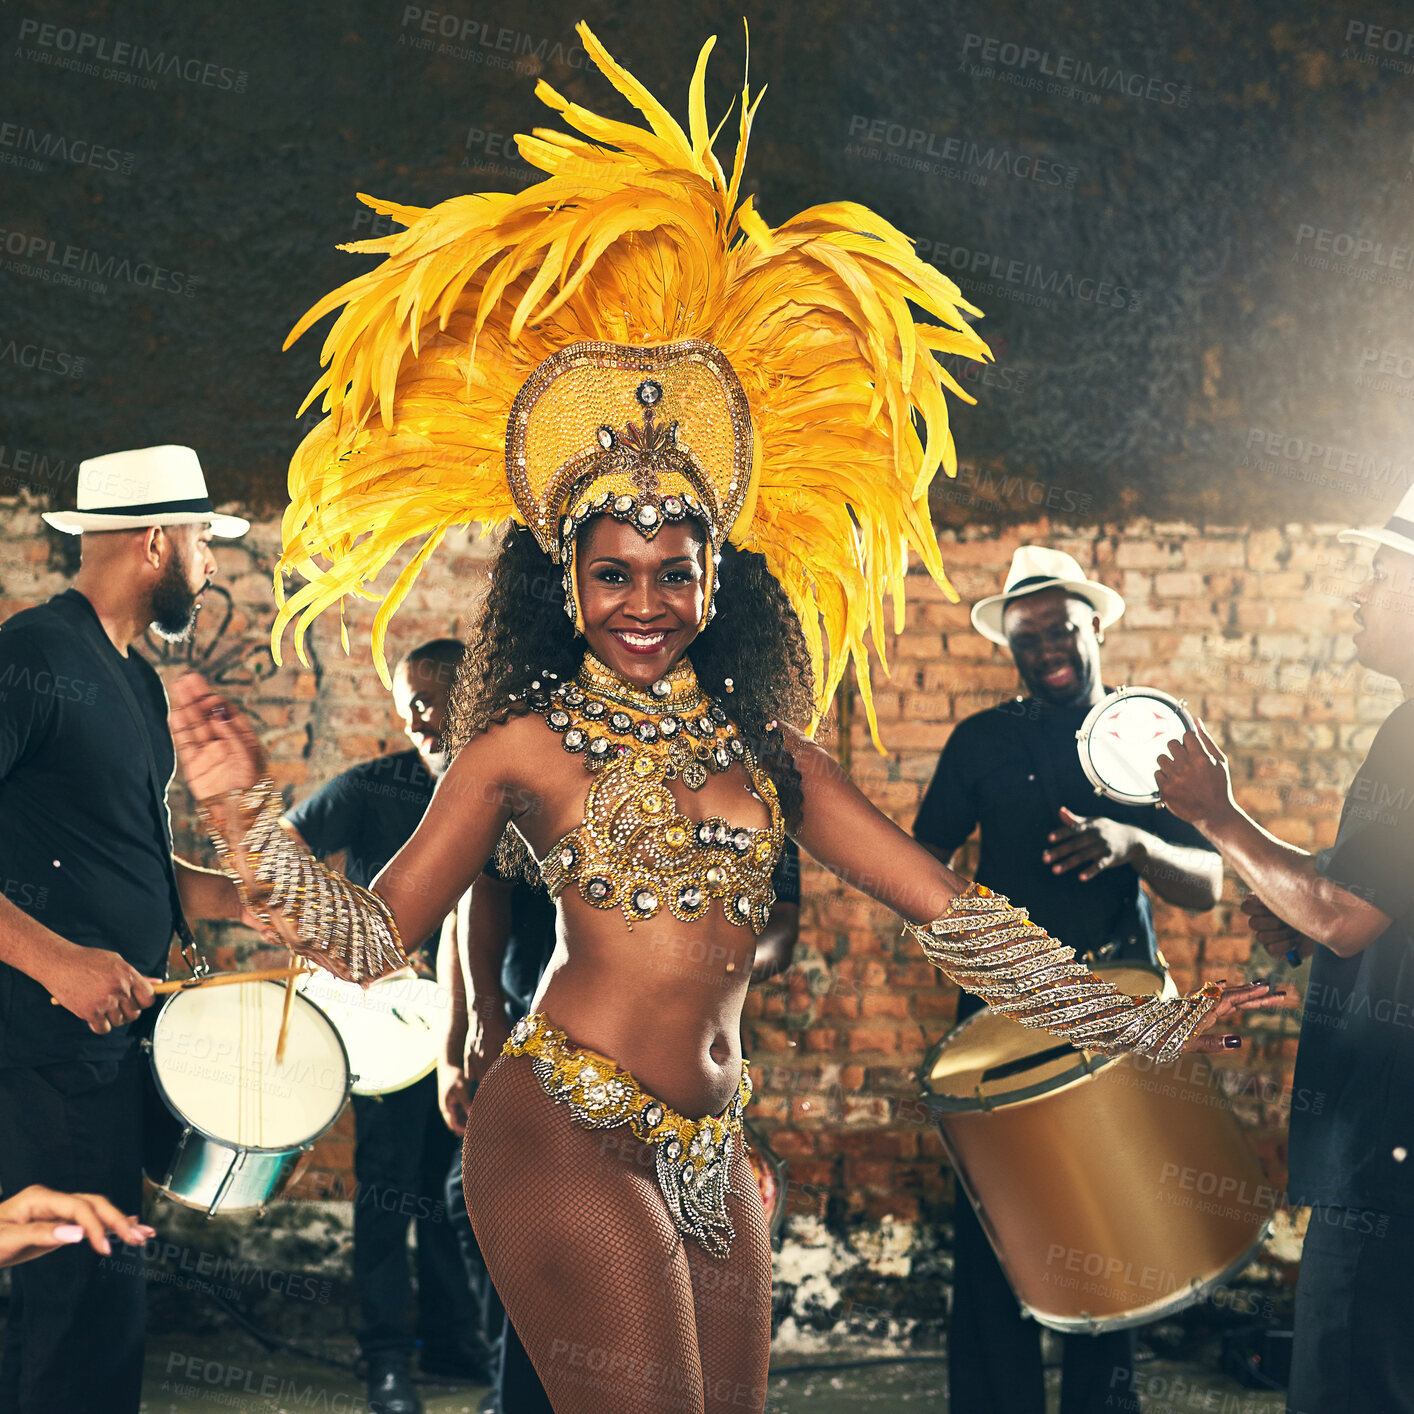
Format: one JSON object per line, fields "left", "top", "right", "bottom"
{"left": 772, "top": 836, "right": 801, "bottom": 908}
{"left": 481, "top": 852, "right": 558, "bottom": 1021}
{"left": 1289, "top": 697, "right": 1414, "bottom": 1215}
{"left": 0, "top": 590, "right": 179, "bottom": 1067}
{"left": 284, "top": 749, "right": 443, "bottom": 957}
{"left": 912, "top": 694, "right": 1217, "bottom": 1018}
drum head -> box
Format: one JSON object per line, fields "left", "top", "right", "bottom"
{"left": 922, "top": 965, "right": 1171, "bottom": 1110}
{"left": 1076, "top": 688, "right": 1193, "bottom": 805}
{"left": 151, "top": 981, "right": 349, "bottom": 1150}
{"left": 296, "top": 972, "right": 448, "bottom": 1096}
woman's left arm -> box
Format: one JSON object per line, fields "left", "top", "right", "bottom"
{"left": 784, "top": 728, "right": 972, "bottom": 920}
{"left": 783, "top": 728, "right": 1279, "bottom": 1059}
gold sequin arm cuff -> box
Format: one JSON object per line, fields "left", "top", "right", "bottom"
{"left": 196, "top": 777, "right": 409, "bottom": 985}
{"left": 906, "top": 884, "right": 1221, "bottom": 1066}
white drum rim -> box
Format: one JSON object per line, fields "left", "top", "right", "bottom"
{"left": 294, "top": 972, "right": 445, "bottom": 1096}
{"left": 147, "top": 981, "right": 352, "bottom": 1155}
{"left": 1075, "top": 686, "right": 1194, "bottom": 806}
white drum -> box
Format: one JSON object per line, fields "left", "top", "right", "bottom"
{"left": 1075, "top": 687, "right": 1195, "bottom": 806}
{"left": 295, "top": 971, "right": 450, "bottom": 1096}
{"left": 145, "top": 981, "right": 350, "bottom": 1214}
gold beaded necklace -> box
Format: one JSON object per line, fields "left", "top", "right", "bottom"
{"left": 522, "top": 654, "right": 785, "bottom": 930}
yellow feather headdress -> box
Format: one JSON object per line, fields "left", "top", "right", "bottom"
{"left": 276, "top": 21, "right": 988, "bottom": 749}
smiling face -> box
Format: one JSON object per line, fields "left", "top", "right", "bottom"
{"left": 575, "top": 515, "right": 707, "bottom": 687}
{"left": 1003, "top": 587, "right": 1105, "bottom": 707}
{"left": 1352, "top": 545, "right": 1414, "bottom": 688}
{"left": 392, "top": 654, "right": 459, "bottom": 775}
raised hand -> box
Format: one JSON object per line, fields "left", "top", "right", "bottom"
{"left": 169, "top": 672, "right": 267, "bottom": 801}
{"left": 1155, "top": 718, "right": 1237, "bottom": 831}
{"left": 1183, "top": 979, "right": 1287, "bottom": 1053}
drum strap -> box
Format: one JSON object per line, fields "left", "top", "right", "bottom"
{"left": 53, "top": 600, "right": 200, "bottom": 968}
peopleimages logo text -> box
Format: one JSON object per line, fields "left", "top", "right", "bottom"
{"left": 0, "top": 229, "right": 196, "bottom": 296}
{"left": 15, "top": 19, "right": 248, "bottom": 91}
{"left": 914, "top": 238, "right": 1140, "bottom": 310}
{"left": 847, "top": 116, "right": 1077, "bottom": 187}
{"left": 960, "top": 33, "right": 1189, "bottom": 106}
{"left": 0, "top": 120, "right": 135, "bottom": 175}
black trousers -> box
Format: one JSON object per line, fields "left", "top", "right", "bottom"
{"left": 0, "top": 1052, "right": 147, "bottom": 1414}
{"left": 949, "top": 1195, "right": 1141, "bottom": 1414}
{"left": 351, "top": 1076, "right": 478, "bottom": 1364}
{"left": 445, "top": 1147, "right": 553, "bottom": 1414}
{"left": 1286, "top": 1204, "right": 1414, "bottom": 1414}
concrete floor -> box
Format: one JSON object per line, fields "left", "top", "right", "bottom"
{"left": 137, "top": 1330, "right": 1287, "bottom": 1413}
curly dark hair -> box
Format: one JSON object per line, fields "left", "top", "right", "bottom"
{"left": 444, "top": 521, "right": 816, "bottom": 877}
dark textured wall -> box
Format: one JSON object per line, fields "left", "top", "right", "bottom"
{"left": 4, "top": 1, "right": 1414, "bottom": 528}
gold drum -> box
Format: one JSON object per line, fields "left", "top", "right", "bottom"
{"left": 921, "top": 965, "right": 1273, "bottom": 1332}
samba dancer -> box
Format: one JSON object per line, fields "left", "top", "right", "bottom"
{"left": 440, "top": 840, "right": 798, "bottom": 1414}
{"left": 280, "top": 639, "right": 484, "bottom": 1414}
{"left": 912, "top": 546, "right": 1224, "bottom": 1414}
{"left": 0, "top": 446, "right": 248, "bottom": 1413}
{"left": 1156, "top": 490, "right": 1414, "bottom": 1414}
{"left": 169, "top": 29, "right": 1275, "bottom": 1414}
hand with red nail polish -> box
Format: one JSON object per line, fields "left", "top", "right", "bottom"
{"left": 1181, "top": 979, "right": 1290, "bottom": 1054}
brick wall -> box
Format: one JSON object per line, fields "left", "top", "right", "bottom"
{"left": 742, "top": 518, "right": 1391, "bottom": 1229}
{"left": 0, "top": 500, "right": 1387, "bottom": 1220}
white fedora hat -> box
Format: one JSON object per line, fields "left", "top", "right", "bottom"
{"left": 41, "top": 445, "right": 249, "bottom": 537}
{"left": 1338, "top": 485, "right": 1414, "bottom": 559}
{"left": 970, "top": 545, "right": 1125, "bottom": 646}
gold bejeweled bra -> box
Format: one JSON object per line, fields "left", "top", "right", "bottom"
{"left": 521, "top": 653, "right": 785, "bottom": 932}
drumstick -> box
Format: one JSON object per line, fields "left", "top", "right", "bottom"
{"left": 48, "top": 966, "right": 310, "bottom": 1005}
{"left": 153, "top": 967, "right": 310, "bottom": 995}
{"left": 274, "top": 953, "right": 299, "bottom": 1065}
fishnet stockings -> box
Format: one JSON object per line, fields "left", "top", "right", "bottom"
{"left": 464, "top": 1054, "right": 773, "bottom": 1414}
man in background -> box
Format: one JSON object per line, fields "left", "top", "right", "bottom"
{"left": 913, "top": 546, "right": 1223, "bottom": 1414}
{"left": 282, "top": 639, "right": 482, "bottom": 1414}
{"left": 1157, "top": 493, "right": 1414, "bottom": 1414}
{"left": 0, "top": 446, "right": 250, "bottom": 1413}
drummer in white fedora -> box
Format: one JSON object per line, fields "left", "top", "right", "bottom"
{"left": 968, "top": 544, "right": 1126, "bottom": 649}
{"left": 913, "top": 544, "right": 1225, "bottom": 1414}
{"left": 0, "top": 444, "right": 251, "bottom": 1413}
{"left": 1157, "top": 491, "right": 1414, "bottom": 1414}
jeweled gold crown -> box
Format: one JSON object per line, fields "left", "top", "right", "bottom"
{"left": 507, "top": 340, "right": 754, "bottom": 560}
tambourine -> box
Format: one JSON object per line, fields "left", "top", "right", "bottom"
{"left": 1074, "top": 686, "right": 1195, "bottom": 807}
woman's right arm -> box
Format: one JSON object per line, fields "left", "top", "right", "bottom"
{"left": 169, "top": 673, "right": 532, "bottom": 985}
